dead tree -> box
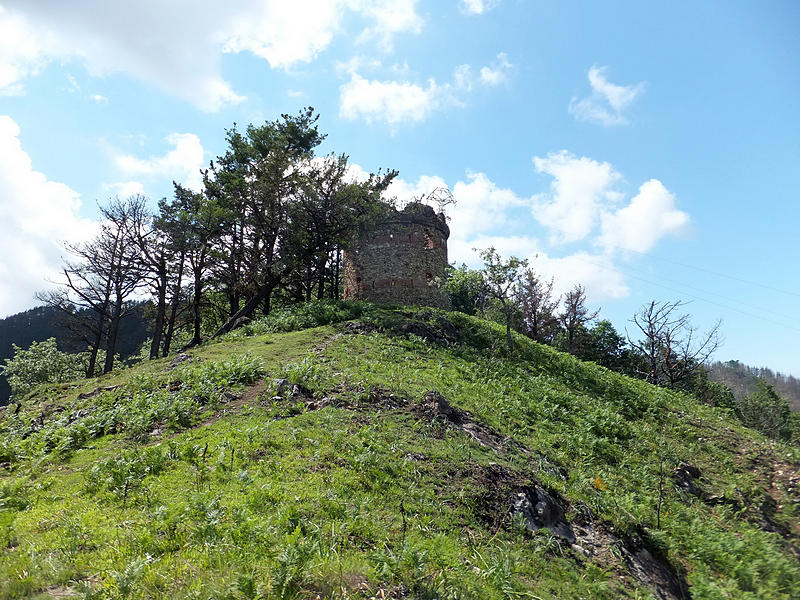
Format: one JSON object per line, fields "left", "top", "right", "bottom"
{"left": 628, "top": 300, "right": 721, "bottom": 388}
{"left": 517, "top": 268, "right": 559, "bottom": 344}
{"left": 558, "top": 284, "right": 599, "bottom": 354}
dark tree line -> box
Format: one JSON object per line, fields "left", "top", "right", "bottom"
{"left": 39, "top": 108, "right": 396, "bottom": 373}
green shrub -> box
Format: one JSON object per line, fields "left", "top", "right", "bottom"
{"left": 737, "top": 381, "right": 792, "bottom": 440}
{"left": 1, "top": 338, "right": 87, "bottom": 399}
{"left": 243, "top": 299, "right": 370, "bottom": 335}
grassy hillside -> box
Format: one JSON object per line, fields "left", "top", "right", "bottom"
{"left": 1, "top": 303, "right": 798, "bottom": 599}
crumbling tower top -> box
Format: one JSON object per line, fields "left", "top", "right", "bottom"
{"left": 342, "top": 203, "right": 450, "bottom": 309}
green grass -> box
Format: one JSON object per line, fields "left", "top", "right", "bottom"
{"left": 0, "top": 303, "right": 798, "bottom": 599}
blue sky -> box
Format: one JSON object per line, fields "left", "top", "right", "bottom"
{"left": 0, "top": 1, "right": 798, "bottom": 375}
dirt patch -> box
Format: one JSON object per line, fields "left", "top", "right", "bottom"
{"left": 77, "top": 385, "right": 121, "bottom": 400}
{"left": 415, "top": 390, "right": 513, "bottom": 452}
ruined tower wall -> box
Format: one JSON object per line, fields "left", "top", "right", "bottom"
{"left": 342, "top": 203, "right": 450, "bottom": 309}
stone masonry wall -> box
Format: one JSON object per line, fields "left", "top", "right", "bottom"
{"left": 342, "top": 203, "right": 450, "bottom": 309}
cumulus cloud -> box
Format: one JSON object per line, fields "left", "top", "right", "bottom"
{"left": 533, "top": 151, "right": 622, "bottom": 244}
{"left": 114, "top": 133, "right": 206, "bottom": 192}
{"left": 0, "top": 116, "right": 96, "bottom": 317}
{"left": 102, "top": 181, "right": 146, "bottom": 199}
{"left": 0, "top": 1, "right": 423, "bottom": 111}
{"left": 339, "top": 74, "right": 442, "bottom": 125}
{"left": 479, "top": 53, "right": 511, "bottom": 86}
{"left": 383, "top": 152, "right": 687, "bottom": 301}
{"left": 599, "top": 179, "right": 690, "bottom": 252}
{"left": 339, "top": 53, "right": 512, "bottom": 125}
{"left": 355, "top": 0, "right": 423, "bottom": 50}
{"left": 569, "top": 65, "right": 645, "bottom": 126}
{"left": 459, "top": 0, "right": 501, "bottom": 15}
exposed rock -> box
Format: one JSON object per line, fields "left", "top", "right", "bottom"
{"left": 77, "top": 385, "right": 120, "bottom": 400}
{"left": 418, "top": 390, "right": 507, "bottom": 451}
{"left": 222, "top": 391, "right": 240, "bottom": 403}
{"left": 673, "top": 461, "right": 702, "bottom": 497}
{"left": 397, "top": 317, "right": 460, "bottom": 345}
{"left": 342, "top": 321, "right": 378, "bottom": 335}
{"left": 273, "top": 378, "right": 291, "bottom": 397}
{"left": 166, "top": 353, "right": 192, "bottom": 370}
{"left": 510, "top": 486, "right": 576, "bottom": 543}
{"left": 623, "top": 544, "right": 689, "bottom": 600}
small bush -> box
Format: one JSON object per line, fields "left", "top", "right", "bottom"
{"left": 85, "top": 446, "right": 172, "bottom": 504}
{"left": 737, "top": 381, "right": 792, "bottom": 440}
{"left": 1, "top": 338, "right": 88, "bottom": 399}
{"left": 243, "top": 300, "right": 370, "bottom": 335}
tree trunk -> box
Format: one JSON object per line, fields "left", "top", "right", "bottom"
{"left": 163, "top": 248, "right": 186, "bottom": 357}
{"left": 332, "top": 247, "right": 341, "bottom": 299}
{"left": 103, "top": 296, "right": 122, "bottom": 374}
{"left": 149, "top": 260, "right": 167, "bottom": 359}
{"left": 212, "top": 280, "right": 277, "bottom": 339}
{"left": 317, "top": 254, "right": 327, "bottom": 300}
{"left": 191, "top": 266, "right": 203, "bottom": 346}
{"left": 87, "top": 318, "right": 104, "bottom": 377}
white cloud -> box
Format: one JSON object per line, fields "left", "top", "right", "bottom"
{"left": 355, "top": 0, "right": 423, "bottom": 50}
{"left": 0, "top": 116, "right": 96, "bottom": 317}
{"left": 384, "top": 154, "right": 686, "bottom": 301}
{"left": 599, "top": 179, "right": 690, "bottom": 252}
{"left": 66, "top": 74, "right": 80, "bottom": 93}
{"left": 533, "top": 151, "right": 622, "bottom": 244}
{"left": 339, "top": 74, "right": 441, "bottom": 125}
{"left": 449, "top": 237, "right": 628, "bottom": 301}
{"left": 89, "top": 93, "right": 108, "bottom": 103}
{"left": 569, "top": 65, "right": 645, "bottom": 126}
{"left": 451, "top": 171, "right": 525, "bottom": 237}
{"left": 102, "top": 181, "right": 146, "bottom": 199}
{"left": 533, "top": 251, "right": 629, "bottom": 301}
{"left": 114, "top": 133, "right": 206, "bottom": 192}
{"left": 340, "top": 53, "right": 512, "bottom": 125}
{"left": 479, "top": 53, "right": 511, "bottom": 86}
{"left": 459, "top": 0, "right": 501, "bottom": 15}
{"left": 0, "top": 1, "right": 423, "bottom": 111}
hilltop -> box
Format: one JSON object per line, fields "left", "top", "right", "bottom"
{"left": 1, "top": 303, "right": 798, "bottom": 599}
{"left": 709, "top": 361, "right": 800, "bottom": 412}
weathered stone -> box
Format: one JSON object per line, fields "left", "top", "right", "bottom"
{"left": 672, "top": 461, "right": 702, "bottom": 497}
{"left": 167, "top": 352, "right": 192, "bottom": 370}
{"left": 273, "top": 378, "right": 291, "bottom": 397}
{"left": 342, "top": 203, "right": 450, "bottom": 309}
{"left": 510, "top": 487, "right": 576, "bottom": 543}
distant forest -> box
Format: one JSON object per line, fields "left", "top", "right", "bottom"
{"left": 0, "top": 305, "right": 148, "bottom": 405}
{"left": 708, "top": 361, "right": 800, "bottom": 412}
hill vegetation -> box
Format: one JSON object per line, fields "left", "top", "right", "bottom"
{"left": 708, "top": 361, "right": 800, "bottom": 412}
{"left": 1, "top": 302, "right": 798, "bottom": 599}
{"left": 2, "top": 107, "right": 797, "bottom": 598}
{"left": 0, "top": 305, "right": 148, "bottom": 405}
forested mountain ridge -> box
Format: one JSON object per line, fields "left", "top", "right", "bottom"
{"left": 0, "top": 303, "right": 798, "bottom": 599}
{"left": 709, "top": 360, "right": 800, "bottom": 411}
{"left": 0, "top": 304, "right": 149, "bottom": 405}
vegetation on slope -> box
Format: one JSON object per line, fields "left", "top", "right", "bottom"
{"left": 1, "top": 303, "right": 798, "bottom": 599}
{"left": 709, "top": 360, "right": 800, "bottom": 412}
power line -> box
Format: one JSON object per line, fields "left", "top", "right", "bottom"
{"left": 604, "top": 243, "right": 800, "bottom": 299}
{"left": 592, "top": 256, "right": 797, "bottom": 323}
{"left": 570, "top": 255, "right": 800, "bottom": 334}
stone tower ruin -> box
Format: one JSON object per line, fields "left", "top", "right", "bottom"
{"left": 342, "top": 202, "right": 450, "bottom": 309}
